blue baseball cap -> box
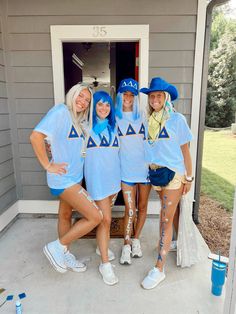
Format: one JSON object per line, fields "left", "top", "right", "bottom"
{"left": 117, "top": 78, "right": 139, "bottom": 96}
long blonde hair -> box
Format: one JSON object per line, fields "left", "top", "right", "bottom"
{"left": 65, "top": 83, "right": 93, "bottom": 135}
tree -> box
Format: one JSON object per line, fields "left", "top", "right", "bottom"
{"left": 206, "top": 8, "right": 236, "bottom": 127}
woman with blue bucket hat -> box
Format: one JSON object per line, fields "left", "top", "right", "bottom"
{"left": 140, "top": 77, "right": 194, "bottom": 289}
{"left": 115, "top": 78, "right": 151, "bottom": 265}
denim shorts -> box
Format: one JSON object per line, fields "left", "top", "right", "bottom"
{"left": 50, "top": 181, "right": 82, "bottom": 196}
{"left": 50, "top": 188, "right": 65, "bottom": 196}
{"left": 121, "top": 180, "right": 150, "bottom": 187}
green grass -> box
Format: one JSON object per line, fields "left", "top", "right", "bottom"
{"left": 201, "top": 130, "right": 236, "bottom": 211}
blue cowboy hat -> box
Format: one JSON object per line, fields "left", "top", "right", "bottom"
{"left": 117, "top": 78, "right": 139, "bottom": 96}
{"left": 140, "top": 77, "right": 178, "bottom": 101}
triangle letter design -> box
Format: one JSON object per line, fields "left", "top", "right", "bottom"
{"left": 158, "top": 126, "right": 169, "bottom": 139}
{"left": 68, "top": 125, "right": 79, "bottom": 138}
{"left": 87, "top": 136, "right": 97, "bottom": 148}
{"left": 126, "top": 124, "right": 136, "bottom": 135}
{"left": 112, "top": 136, "right": 119, "bottom": 147}
{"left": 138, "top": 123, "right": 146, "bottom": 139}
{"left": 100, "top": 136, "right": 109, "bottom": 147}
{"left": 117, "top": 127, "right": 123, "bottom": 136}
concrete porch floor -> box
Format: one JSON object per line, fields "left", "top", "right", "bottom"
{"left": 0, "top": 216, "right": 225, "bottom": 314}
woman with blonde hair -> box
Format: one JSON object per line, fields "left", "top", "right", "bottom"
{"left": 30, "top": 83, "right": 103, "bottom": 274}
{"left": 140, "top": 77, "right": 193, "bottom": 289}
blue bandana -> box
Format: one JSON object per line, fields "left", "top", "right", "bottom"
{"left": 93, "top": 118, "right": 109, "bottom": 135}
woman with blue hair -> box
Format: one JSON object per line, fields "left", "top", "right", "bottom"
{"left": 116, "top": 78, "right": 151, "bottom": 265}
{"left": 84, "top": 90, "right": 121, "bottom": 285}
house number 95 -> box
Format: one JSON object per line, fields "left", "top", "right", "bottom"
{"left": 92, "top": 26, "right": 107, "bottom": 37}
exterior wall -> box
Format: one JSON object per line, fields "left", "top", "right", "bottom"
{"left": 2, "top": 0, "right": 197, "bottom": 200}
{"left": 0, "top": 13, "right": 17, "bottom": 214}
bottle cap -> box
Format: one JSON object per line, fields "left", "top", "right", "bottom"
{"left": 16, "top": 300, "right": 21, "bottom": 306}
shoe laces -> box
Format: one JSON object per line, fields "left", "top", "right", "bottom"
{"left": 122, "top": 245, "right": 131, "bottom": 258}
{"left": 102, "top": 263, "right": 116, "bottom": 277}
{"left": 132, "top": 240, "right": 141, "bottom": 250}
{"left": 64, "top": 251, "right": 84, "bottom": 268}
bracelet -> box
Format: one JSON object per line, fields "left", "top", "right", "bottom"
{"left": 44, "top": 162, "right": 51, "bottom": 170}
{"left": 185, "top": 175, "right": 194, "bottom": 182}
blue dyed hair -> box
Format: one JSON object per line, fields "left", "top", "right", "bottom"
{"left": 115, "top": 92, "right": 140, "bottom": 121}
{"left": 93, "top": 91, "right": 116, "bottom": 131}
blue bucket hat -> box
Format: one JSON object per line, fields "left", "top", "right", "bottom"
{"left": 117, "top": 78, "right": 139, "bottom": 96}
{"left": 140, "top": 77, "right": 178, "bottom": 101}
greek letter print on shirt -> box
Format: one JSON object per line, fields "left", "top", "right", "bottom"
{"left": 84, "top": 128, "right": 121, "bottom": 201}
{"left": 116, "top": 112, "right": 149, "bottom": 183}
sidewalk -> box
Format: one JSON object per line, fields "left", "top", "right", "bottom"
{"left": 0, "top": 216, "right": 225, "bottom": 314}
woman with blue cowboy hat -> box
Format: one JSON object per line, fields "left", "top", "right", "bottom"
{"left": 84, "top": 90, "right": 121, "bottom": 285}
{"left": 115, "top": 78, "right": 151, "bottom": 265}
{"left": 140, "top": 77, "right": 193, "bottom": 290}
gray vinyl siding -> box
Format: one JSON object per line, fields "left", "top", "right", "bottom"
{"left": 0, "top": 14, "right": 17, "bottom": 214}
{"left": 3, "top": 0, "right": 197, "bottom": 200}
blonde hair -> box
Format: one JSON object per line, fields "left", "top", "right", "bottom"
{"left": 147, "top": 91, "right": 170, "bottom": 118}
{"left": 65, "top": 83, "right": 93, "bottom": 135}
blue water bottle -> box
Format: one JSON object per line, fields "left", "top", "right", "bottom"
{"left": 16, "top": 300, "right": 22, "bottom": 314}
{"left": 211, "top": 260, "right": 227, "bottom": 296}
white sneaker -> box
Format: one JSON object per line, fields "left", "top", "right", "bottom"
{"left": 141, "top": 267, "right": 166, "bottom": 290}
{"left": 120, "top": 244, "right": 132, "bottom": 265}
{"left": 131, "top": 239, "right": 142, "bottom": 258}
{"left": 95, "top": 246, "right": 115, "bottom": 261}
{"left": 170, "top": 240, "right": 177, "bottom": 252}
{"left": 64, "top": 251, "right": 87, "bottom": 273}
{"left": 99, "top": 262, "right": 119, "bottom": 285}
{"left": 43, "top": 240, "right": 67, "bottom": 273}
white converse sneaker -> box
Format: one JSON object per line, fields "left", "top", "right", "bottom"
{"left": 141, "top": 267, "right": 166, "bottom": 290}
{"left": 131, "top": 239, "right": 142, "bottom": 258}
{"left": 120, "top": 244, "right": 132, "bottom": 265}
{"left": 95, "top": 246, "right": 115, "bottom": 261}
{"left": 99, "top": 262, "right": 119, "bottom": 285}
{"left": 43, "top": 239, "right": 67, "bottom": 273}
{"left": 170, "top": 240, "right": 177, "bottom": 252}
{"left": 64, "top": 251, "right": 87, "bottom": 273}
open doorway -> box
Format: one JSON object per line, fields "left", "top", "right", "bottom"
{"left": 63, "top": 41, "right": 138, "bottom": 98}
{"left": 63, "top": 41, "right": 138, "bottom": 205}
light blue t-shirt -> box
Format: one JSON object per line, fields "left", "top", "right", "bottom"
{"left": 116, "top": 112, "right": 149, "bottom": 183}
{"left": 34, "top": 104, "right": 85, "bottom": 189}
{"left": 84, "top": 127, "right": 121, "bottom": 200}
{"left": 144, "top": 112, "right": 193, "bottom": 175}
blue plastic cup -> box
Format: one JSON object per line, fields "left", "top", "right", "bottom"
{"left": 211, "top": 260, "right": 227, "bottom": 296}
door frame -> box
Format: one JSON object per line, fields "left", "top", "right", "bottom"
{"left": 50, "top": 24, "right": 149, "bottom": 107}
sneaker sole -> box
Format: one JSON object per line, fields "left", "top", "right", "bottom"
{"left": 132, "top": 253, "right": 143, "bottom": 258}
{"left": 43, "top": 245, "right": 67, "bottom": 274}
{"left": 67, "top": 265, "right": 87, "bottom": 273}
{"left": 119, "top": 260, "right": 131, "bottom": 265}
{"left": 99, "top": 269, "right": 119, "bottom": 286}
{"left": 141, "top": 276, "right": 166, "bottom": 290}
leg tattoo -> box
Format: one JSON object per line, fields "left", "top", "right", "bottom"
{"left": 124, "top": 190, "right": 135, "bottom": 241}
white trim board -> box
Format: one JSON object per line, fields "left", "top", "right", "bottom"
{"left": 50, "top": 24, "right": 149, "bottom": 108}
{"left": 0, "top": 202, "right": 18, "bottom": 233}
{"left": 190, "top": 0, "right": 207, "bottom": 202}
{"left": 0, "top": 199, "right": 160, "bottom": 233}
